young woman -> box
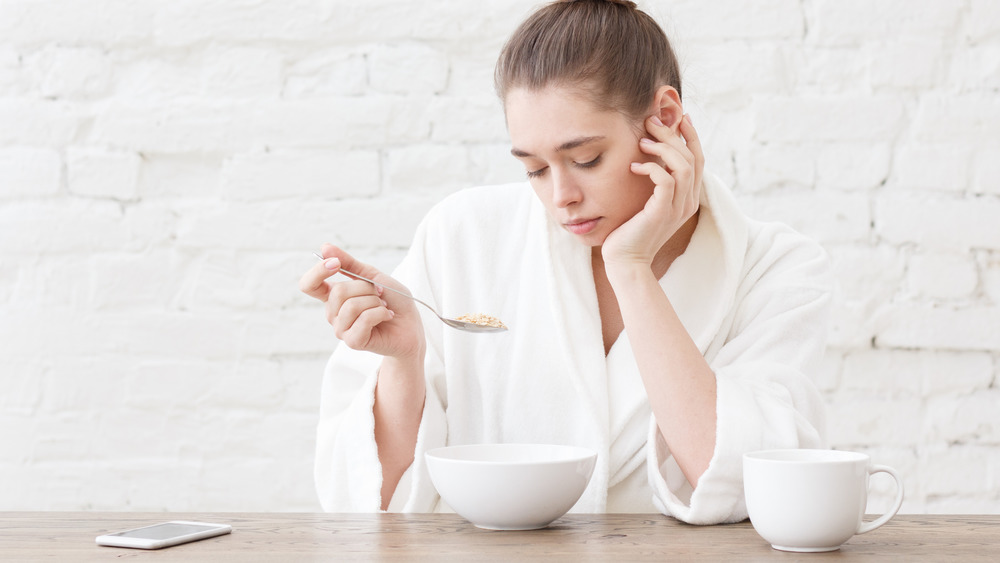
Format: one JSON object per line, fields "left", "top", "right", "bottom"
{"left": 299, "top": 0, "right": 830, "bottom": 525}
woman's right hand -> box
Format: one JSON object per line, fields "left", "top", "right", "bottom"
{"left": 299, "top": 243, "right": 426, "bottom": 364}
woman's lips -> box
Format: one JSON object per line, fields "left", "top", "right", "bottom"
{"left": 564, "top": 218, "right": 599, "bottom": 235}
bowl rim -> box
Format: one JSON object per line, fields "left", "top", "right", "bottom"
{"left": 425, "top": 443, "right": 597, "bottom": 466}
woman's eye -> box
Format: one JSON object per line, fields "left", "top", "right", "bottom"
{"left": 526, "top": 167, "right": 548, "bottom": 179}
{"left": 576, "top": 156, "right": 602, "bottom": 169}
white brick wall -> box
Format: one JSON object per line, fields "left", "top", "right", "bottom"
{"left": 1, "top": 0, "right": 997, "bottom": 514}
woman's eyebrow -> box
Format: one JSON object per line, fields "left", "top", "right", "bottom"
{"left": 510, "top": 135, "right": 605, "bottom": 158}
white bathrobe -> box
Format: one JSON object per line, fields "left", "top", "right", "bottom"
{"left": 314, "top": 173, "right": 831, "bottom": 525}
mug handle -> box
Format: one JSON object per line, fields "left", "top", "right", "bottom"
{"left": 857, "top": 464, "right": 905, "bottom": 534}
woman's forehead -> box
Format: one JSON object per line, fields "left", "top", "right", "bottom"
{"left": 505, "top": 86, "right": 630, "bottom": 151}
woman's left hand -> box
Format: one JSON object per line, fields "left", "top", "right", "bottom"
{"left": 602, "top": 113, "right": 705, "bottom": 270}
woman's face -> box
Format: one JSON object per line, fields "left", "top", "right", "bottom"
{"left": 505, "top": 85, "right": 655, "bottom": 248}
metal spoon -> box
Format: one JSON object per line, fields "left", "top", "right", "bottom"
{"left": 313, "top": 252, "right": 507, "bottom": 333}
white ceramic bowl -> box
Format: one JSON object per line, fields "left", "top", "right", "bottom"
{"left": 424, "top": 443, "right": 597, "bottom": 530}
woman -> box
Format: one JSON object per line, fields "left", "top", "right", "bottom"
{"left": 299, "top": 0, "right": 830, "bottom": 525}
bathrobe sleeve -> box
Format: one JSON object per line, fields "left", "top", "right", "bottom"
{"left": 648, "top": 223, "right": 832, "bottom": 525}
{"left": 314, "top": 210, "right": 450, "bottom": 513}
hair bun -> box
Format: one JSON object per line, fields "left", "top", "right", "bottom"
{"left": 560, "top": 0, "right": 638, "bottom": 9}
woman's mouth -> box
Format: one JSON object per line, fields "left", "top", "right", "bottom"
{"left": 564, "top": 218, "right": 599, "bottom": 235}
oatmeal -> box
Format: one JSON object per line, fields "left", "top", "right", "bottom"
{"left": 455, "top": 313, "right": 507, "bottom": 329}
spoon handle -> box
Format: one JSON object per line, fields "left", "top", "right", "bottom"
{"left": 312, "top": 252, "right": 437, "bottom": 315}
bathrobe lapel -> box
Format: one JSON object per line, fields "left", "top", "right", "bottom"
{"left": 540, "top": 201, "right": 612, "bottom": 510}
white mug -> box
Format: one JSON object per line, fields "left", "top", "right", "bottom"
{"left": 743, "top": 449, "right": 904, "bottom": 552}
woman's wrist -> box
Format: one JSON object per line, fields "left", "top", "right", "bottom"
{"left": 603, "top": 258, "right": 658, "bottom": 290}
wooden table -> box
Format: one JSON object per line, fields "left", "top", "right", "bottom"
{"left": 2, "top": 512, "right": 998, "bottom": 561}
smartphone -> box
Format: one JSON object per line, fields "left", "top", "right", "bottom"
{"left": 96, "top": 520, "right": 232, "bottom": 550}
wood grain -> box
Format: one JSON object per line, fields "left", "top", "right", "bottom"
{"left": 1, "top": 512, "right": 998, "bottom": 561}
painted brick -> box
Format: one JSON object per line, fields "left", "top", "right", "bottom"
{"left": 0, "top": 48, "right": 28, "bottom": 96}
{"left": 876, "top": 303, "right": 1000, "bottom": 351}
{"left": 66, "top": 148, "right": 141, "bottom": 200}
{"left": 427, "top": 96, "right": 508, "bottom": 144}
{"left": 808, "top": 0, "right": 963, "bottom": 46}
{"left": 251, "top": 97, "right": 430, "bottom": 149}
{"left": 816, "top": 143, "right": 891, "bottom": 191}
{"left": 0, "top": 148, "right": 62, "bottom": 198}
{"left": 842, "top": 349, "right": 993, "bottom": 396}
{"left": 925, "top": 390, "right": 1000, "bottom": 444}
{"left": 920, "top": 445, "right": 996, "bottom": 497}
{"left": 736, "top": 190, "right": 871, "bottom": 243}
{"left": 906, "top": 251, "right": 979, "bottom": 300}
{"left": 386, "top": 145, "right": 475, "bottom": 193}
{"left": 911, "top": 94, "right": 1000, "bottom": 143}
{"left": 891, "top": 144, "right": 972, "bottom": 192}
{"left": 825, "top": 393, "right": 923, "bottom": 447}
{"left": 875, "top": 193, "right": 1000, "bottom": 250}
{"left": 753, "top": 96, "right": 906, "bottom": 143}
{"left": 681, "top": 44, "right": 790, "bottom": 104}
{"left": 29, "top": 46, "right": 112, "bottom": 99}
{"left": 870, "top": 39, "right": 946, "bottom": 91}
{"left": 152, "top": 0, "right": 332, "bottom": 46}
{"left": 201, "top": 45, "right": 283, "bottom": 99}
{"left": 137, "top": 153, "right": 223, "bottom": 199}
{"left": 284, "top": 48, "right": 368, "bottom": 98}
{"left": 665, "top": 0, "right": 804, "bottom": 41}
{"left": 796, "top": 47, "right": 870, "bottom": 95}
{"left": 734, "top": 143, "right": 816, "bottom": 192}
{"left": 950, "top": 45, "right": 1000, "bottom": 94}
{"left": 827, "top": 244, "right": 906, "bottom": 307}
{"left": 222, "top": 149, "right": 380, "bottom": 201}
{"left": 973, "top": 148, "right": 1000, "bottom": 195}
{"left": 0, "top": 100, "right": 81, "bottom": 146}
{"left": 370, "top": 42, "right": 449, "bottom": 96}
{"left": 983, "top": 253, "right": 1000, "bottom": 305}
{"left": 968, "top": 0, "right": 1000, "bottom": 44}
{"left": 0, "top": 0, "right": 154, "bottom": 46}
{"left": 92, "top": 101, "right": 255, "bottom": 152}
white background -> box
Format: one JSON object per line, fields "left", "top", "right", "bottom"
{"left": 1, "top": 0, "right": 998, "bottom": 513}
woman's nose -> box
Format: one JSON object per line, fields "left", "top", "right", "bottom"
{"left": 551, "top": 169, "right": 582, "bottom": 208}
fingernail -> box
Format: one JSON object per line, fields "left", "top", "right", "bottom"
{"left": 388, "top": 309, "right": 395, "bottom": 318}
{"left": 630, "top": 162, "right": 642, "bottom": 170}
{"left": 323, "top": 258, "right": 340, "bottom": 270}
{"left": 381, "top": 299, "right": 388, "bottom": 307}
{"left": 640, "top": 137, "right": 654, "bottom": 145}
{"left": 375, "top": 284, "right": 384, "bottom": 296}
{"left": 651, "top": 115, "right": 664, "bottom": 127}
{"left": 684, "top": 113, "right": 692, "bottom": 125}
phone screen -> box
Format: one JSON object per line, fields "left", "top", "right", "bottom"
{"left": 114, "top": 523, "right": 217, "bottom": 540}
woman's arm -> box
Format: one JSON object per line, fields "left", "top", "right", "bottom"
{"left": 373, "top": 355, "right": 426, "bottom": 509}
{"left": 606, "top": 264, "right": 717, "bottom": 488}
{"left": 602, "top": 112, "right": 714, "bottom": 488}
{"left": 301, "top": 243, "right": 428, "bottom": 509}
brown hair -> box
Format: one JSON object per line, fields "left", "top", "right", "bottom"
{"left": 494, "top": 0, "right": 682, "bottom": 122}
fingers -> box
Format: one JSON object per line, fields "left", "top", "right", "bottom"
{"left": 299, "top": 252, "right": 341, "bottom": 301}
{"left": 639, "top": 115, "right": 695, "bottom": 173}
{"left": 299, "top": 243, "right": 380, "bottom": 302}
{"left": 634, "top": 114, "right": 704, "bottom": 201}
{"left": 678, "top": 114, "right": 706, "bottom": 173}
{"left": 327, "top": 282, "right": 394, "bottom": 345}
{"left": 320, "top": 242, "right": 381, "bottom": 281}
{"left": 630, "top": 161, "right": 675, "bottom": 193}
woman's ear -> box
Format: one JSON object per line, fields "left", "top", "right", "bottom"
{"left": 653, "top": 85, "right": 684, "bottom": 133}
